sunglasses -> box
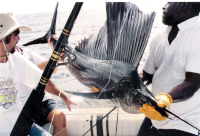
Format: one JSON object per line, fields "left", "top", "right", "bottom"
{"left": 13, "top": 29, "right": 20, "bottom": 36}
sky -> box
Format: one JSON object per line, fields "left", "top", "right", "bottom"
{"left": 0, "top": 0, "right": 168, "bottom": 15}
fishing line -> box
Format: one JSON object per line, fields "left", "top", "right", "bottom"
{"left": 47, "top": 65, "right": 69, "bottom": 134}
{"left": 97, "top": 6, "right": 131, "bottom": 100}
{"left": 54, "top": 127, "right": 67, "bottom": 136}
{"left": 115, "top": 107, "right": 119, "bottom": 136}
{"left": 48, "top": 6, "right": 93, "bottom": 135}
{"left": 114, "top": 97, "right": 121, "bottom": 136}
{"left": 92, "top": 5, "right": 131, "bottom": 136}
{"left": 51, "top": 3, "right": 130, "bottom": 135}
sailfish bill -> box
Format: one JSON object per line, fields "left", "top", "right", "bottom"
{"left": 22, "top": 2, "right": 58, "bottom": 46}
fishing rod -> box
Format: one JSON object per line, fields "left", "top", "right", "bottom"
{"left": 148, "top": 94, "right": 200, "bottom": 132}
{"left": 165, "top": 107, "right": 200, "bottom": 131}
{"left": 10, "top": 2, "right": 83, "bottom": 136}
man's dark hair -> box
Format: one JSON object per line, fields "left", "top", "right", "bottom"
{"left": 5, "top": 34, "right": 12, "bottom": 44}
{"left": 189, "top": 2, "right": 200, "bottom": 13}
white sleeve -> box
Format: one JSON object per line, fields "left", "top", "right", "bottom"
{"left": 24, "top": 49, "right": 48, "bottom": 65}
{"left": 143, "top": 37, "right": 157, "bottom": 75}
{"left": 186, "top": 41, "right": 200, "bottom": 74}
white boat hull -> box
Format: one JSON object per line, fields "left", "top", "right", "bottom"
{"left": 43, "top": 108, "right": 145, "bottom": 136}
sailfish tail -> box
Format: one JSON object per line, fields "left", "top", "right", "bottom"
{"left": 22, "top": 37, "right": 46, "bottom": 46}
{"left": 22, "top": 2, "right": 59, "bottom": 46}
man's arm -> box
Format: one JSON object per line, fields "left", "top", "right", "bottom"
{"left": 140, "top": 72, "right": 200, "bottom": 121}
{"left": 168, "top": 72, "right": 200, "bottom": 102}
{"left": 45, "top": 80, "right": 77, "bottom": 111}
{"left": 36, "top": 36, "right": 63, "bottom": 73}
{"left": 36, "top": 60, "right": 60, "bottom": 73}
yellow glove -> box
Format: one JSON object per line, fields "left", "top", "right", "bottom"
{"left": 140, "top": 104, "right": 167, "bottom": 121}
{"left": 156, "top": 93, "right": 173, "bottom": 108}
{"left": 140, "top": 93, "right": 173, "bottom": 121}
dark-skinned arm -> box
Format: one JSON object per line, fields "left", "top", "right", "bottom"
{"left": 140, "top": 72, "right": 200, "bottom": 121}
{"left": 168, "top": 72, "right": 200, "bottom": 102}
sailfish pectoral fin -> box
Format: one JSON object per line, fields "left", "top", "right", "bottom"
{"left": 64, "top": 90, "right": 116, "bottom": 99}
{"left": 22, "top": 2, "right": 59, "bottom": 46}
{"left": 90, "top": 86, "right": 100, "bottom": 92}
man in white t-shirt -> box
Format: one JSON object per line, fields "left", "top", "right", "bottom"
{"left": 138, "top": 2, "right": 200, "bottom": 136}
{"left": 15, "top": 44, "right": 77, "bottom": 136}
{"left": 15, "top": 46, "right": 53, "bottom": 105}
{"left": 0, "top": 12, "right": 75, "bottom": 136}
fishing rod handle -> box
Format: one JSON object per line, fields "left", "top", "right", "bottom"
{"left": 147, "top": 93, "right": 200, "bottom": 131}
{"left": 164, "top": 107, "right": 200, "bottom": 132}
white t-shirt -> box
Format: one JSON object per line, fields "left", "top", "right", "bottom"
{"left": 0, "top": 53, "right": 42, "bottom": 135}
{"left": 143, "top": 16, "right": 200, "bottom": 135}
{"left": 17, "top": 48, "right": 52, "bottom": 105}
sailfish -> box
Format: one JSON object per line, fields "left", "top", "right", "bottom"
{"left": 22, "top": 2, "right": 200, "bottom": 131}
{"left": 63, "top": 2, "right": 157, "bottom": 114}
{"left": 23, "top": 2, "right": 158, "bottom": 113}
{"left": 21, "top": 1, "right": 161, "bottom": 113}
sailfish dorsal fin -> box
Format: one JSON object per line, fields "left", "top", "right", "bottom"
{"left": 76, "top": 2, "right": 155, "bottom": 70}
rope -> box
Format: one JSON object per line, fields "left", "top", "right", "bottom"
{"left": 2, "top": 39, "right": 13, "bottom": 86}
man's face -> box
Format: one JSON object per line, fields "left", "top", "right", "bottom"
{"left": 162, "top": 2, "right": 181, "bottom": 26}
{"left": 6, "top": 29, "right": 20, "bottom": 54}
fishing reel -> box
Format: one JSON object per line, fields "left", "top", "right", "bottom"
{"left": 56, "top": 47, "right": 77, "bottom": 66}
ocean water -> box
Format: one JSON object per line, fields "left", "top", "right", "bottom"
{"left": 16, "top": 7, "right": 165, "bottom": 109}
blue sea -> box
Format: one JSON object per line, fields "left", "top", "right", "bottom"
{"left": 16, "top": 7, "right": 165, "bottom": 109}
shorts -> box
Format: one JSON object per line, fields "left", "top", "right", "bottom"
{"left": 29, "top": 124, "right": 51, "bottom": 136}
{"left": 32, "top": 99, "right": 56, "bottom": 126}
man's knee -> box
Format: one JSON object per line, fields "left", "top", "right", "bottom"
{"left": 55, "top": 111, "right": 66, "bottom": 124}
{"left": 48, "top": 110, "right": 66, "bottom": 126}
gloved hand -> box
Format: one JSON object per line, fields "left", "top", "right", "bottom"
{"left": 139, "top": 93, "right": 173, "bottom": 121}
{"left": 156, "top": 93, "right": 173, "bottom": 108}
